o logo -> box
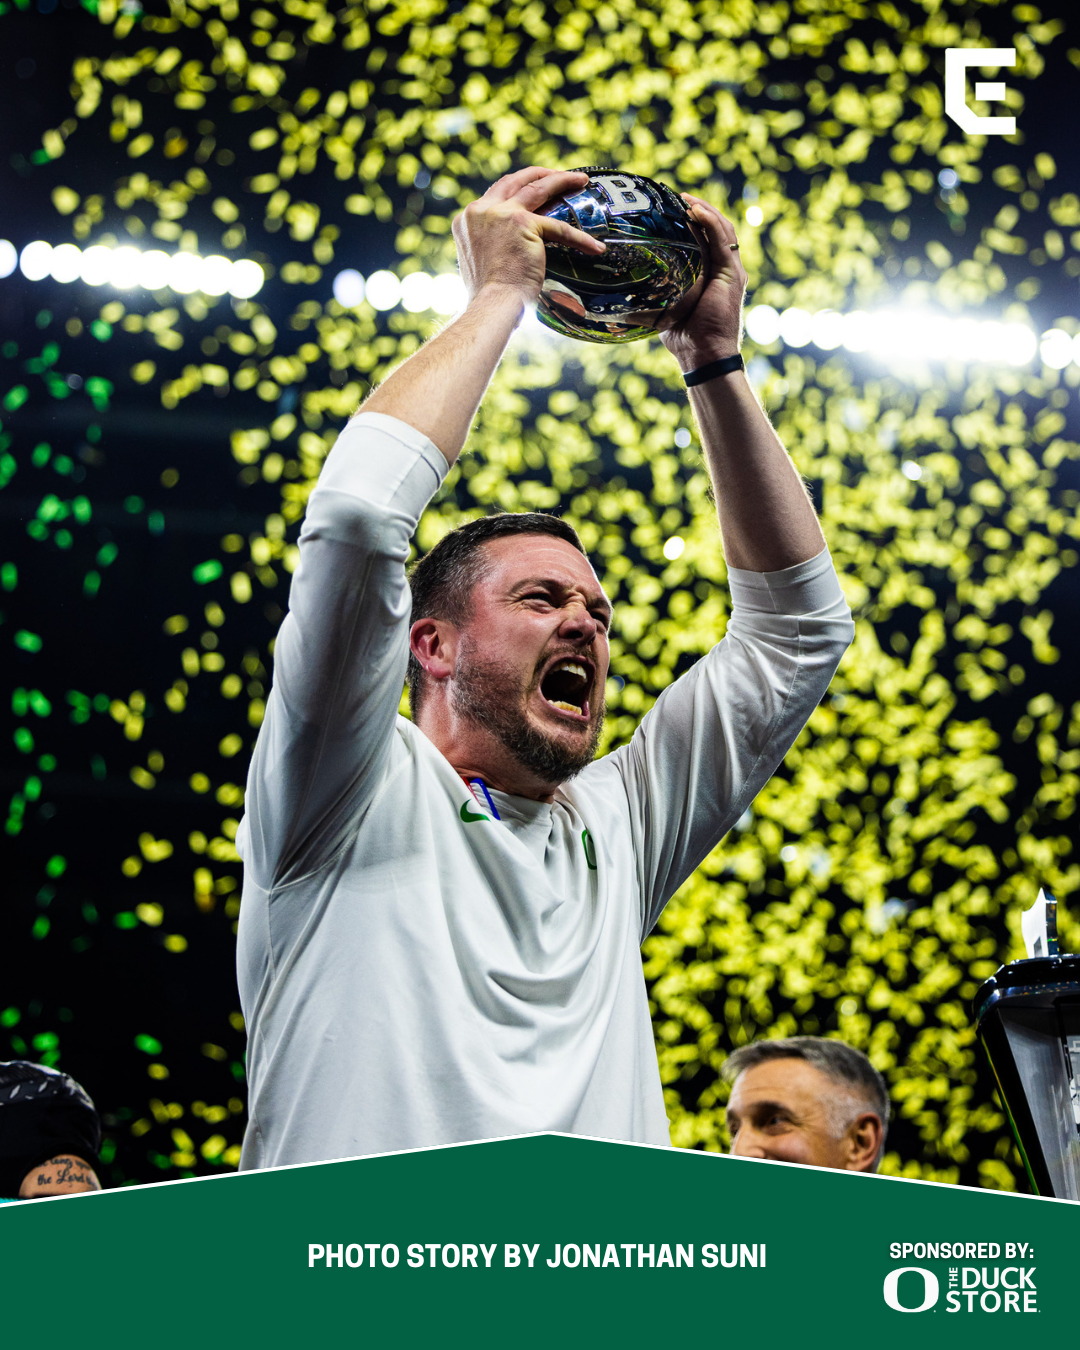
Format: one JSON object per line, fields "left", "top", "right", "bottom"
{"left": 883, "top": 1267, "right": 939, "bottom": 1313}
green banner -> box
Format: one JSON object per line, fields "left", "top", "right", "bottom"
{"left": 2, "top": 1135, "right": 1073, "bottom": 1347}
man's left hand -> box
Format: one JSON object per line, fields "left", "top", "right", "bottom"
{"left": 660, "top": 196, "right": 747, "bottom": 373}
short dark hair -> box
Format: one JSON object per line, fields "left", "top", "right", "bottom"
{"left": 722, "top": 1036, "right": 890, "bottom": 1134}
{"left": 406, "top": 512, "right": 587, "bottom": 718}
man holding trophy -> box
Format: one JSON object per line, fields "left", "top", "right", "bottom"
{"left": 234, "top": 166, "right": 854, "bottom": 1169}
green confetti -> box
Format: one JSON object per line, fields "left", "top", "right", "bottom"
{"left": 192, "top": 560, "right": 224, "bottom": 584}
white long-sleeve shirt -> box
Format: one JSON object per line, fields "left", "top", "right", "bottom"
{"left": 235, "top": 411, "right": 854, "bottom": 1169}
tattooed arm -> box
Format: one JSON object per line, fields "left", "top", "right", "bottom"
{"left": 19, "top": 1154, "right": 102, "bottom": 1198}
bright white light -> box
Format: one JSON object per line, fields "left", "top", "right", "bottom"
{"left": 780, "top": 844, "right": 798, "bottom": 862}
{"left": 49, "top": 243, "right": 82, "bottom": 284}
{"left": 333, "top": 268, "right": 365, "bottom": 307}
{"left": 662, "top": 536, "right": 685, "bottom": 561}
{"left": 811, "top": 309, "right": 844, "bottom": 350}
{"left": 745, "top": 204, "right": 764, "bottom": 227}
{"left": 841, "top": 310, "right": 872, "bottom": 353}
{"left": 674, "top": 427, "right": 691, "bottom": 448}
{"left": 745, "top": 304, "right": 780, "bottom": 344}
{"left": 967, "top": 320, "right": 1029, "bottom": 366}
{"left": 401, "top": 271, "right": 433, "bottom": 313}
{"left": 12, "top": 236, "right": 1060, "bottom": 372}
{"left": 12, "top": 239, "right": 265, "bottom": 298}
{"left": 167, "top": 251, "right": 201, "bottom": 294}
{"left": 947, "top": 318, "right": 980, "bottom": 363}
{"left": 753, "top": 304, "right": 1042, "bottom": 366}
{"left": 366, "top": 270, "right": 401, "bottom": 311}
{"left": 20, "top": 240, "right": 53, "bottom": 281}
{"left": 516, "top": 305, "right": 547, "bottom": 335}
{"left": 870, "top": 309, "right": 926, "bottom": 360}
{"left": 109, "top": 246, "right": 142, "bottom": 289}
{"left": 228, "top": 258, "right": 264, "bottom": 299}
{"left": 200, "top": 254, "right": 233, "bottom": 296}
{"left": 80, "top": 245, "right": 112, "bottom": 286}
{"left": 978, "top": 321, "right": 1010, "bottom": 363}
{"left": 1002, "top": 323, "right": 1036, "bottom": 365}
{"left": 1040, "top": 328, "right": 1073, "bottom": 369}
{"left": 779, "top": 306, "right": 812, "bottom": 347}
{"left": 901, "top": 460, "right": 922, "bottom": 480}
{"left": 136, "top": 249, "right": 171, "bottom": 290}
{"left": 431, "top": 273, "right": 467, "bottom": 315}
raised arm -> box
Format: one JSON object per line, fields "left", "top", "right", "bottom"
{"left": 662, "top": 195, "right": 826, "bottom": 572}
{"left": 361, "top": 167, "right": 605, "bottom": 463}
{"left": 591, "top": 195, "right": 852, "bottom": 932}
{"left": 241, "top": 169, "right": 603, "bottom": 888}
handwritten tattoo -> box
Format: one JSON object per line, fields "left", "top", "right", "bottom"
{"left": 34, "top": 1155, "right": 101, "bottom": 1191}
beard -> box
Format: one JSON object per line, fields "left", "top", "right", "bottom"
{"left": 451, "top": 638, "right": 605, "bottom": 787}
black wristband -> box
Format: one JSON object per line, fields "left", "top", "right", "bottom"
{"left": 683, "top": 353, "right": 744, "bottom": 387}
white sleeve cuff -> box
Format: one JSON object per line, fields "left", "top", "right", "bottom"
{"left": 315, "top": 411, "right": 450, "bottom": 524}
{"left": 727, "top": 546, "right": 847, "bottom": 616}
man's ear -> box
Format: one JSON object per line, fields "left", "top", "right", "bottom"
{"left": 409, "top": 618, "right": 458, "bottom": 682}
{"left": 844, "top": 1112, "right": 884, "bottom": 1173}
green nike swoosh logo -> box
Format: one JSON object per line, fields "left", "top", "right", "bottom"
{"left": 460, "top": 800, "right": 487, "bottom": 823}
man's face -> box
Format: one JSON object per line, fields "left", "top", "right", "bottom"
{"left": 726, "top": 1059, "right": 872, "bottom": 1171}
{"left": 450, "top": 534, "right": 612, "bottom": 786}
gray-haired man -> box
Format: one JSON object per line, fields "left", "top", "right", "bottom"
{"left": 723, "top": 1036, "right": 889, "bottom": 1172}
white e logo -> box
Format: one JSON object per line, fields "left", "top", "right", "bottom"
{"left": 883, "top": 1267, "right": 940, "bottom": 1313}
{"left": 945, "top": 48, "right": 1016, "bottom": 135}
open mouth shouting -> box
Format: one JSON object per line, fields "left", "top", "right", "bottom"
{"left": 538, "top": 657, "right": 594, "bottom": 722}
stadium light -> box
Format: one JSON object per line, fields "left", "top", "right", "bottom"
{"left": 330, "top": 268, "right": 467, "bottom": 316}
{"left": 3, "top": 238, "right": 264, "bottom": 298}
{"left": 12, "top": 238, "right": 1063, "bottom": 368}
{"left": 431, "top": 273, "right": 466, "bottom": 314}
{"left": 79, "top": 245, "right": 111, "bottom": 285}
{"left": 1040, "top": 328, "right": 1073, "bottom": 369}
{"left": 136, "top": 250, "right": 171, "bottom": 290}
{"left": 19, "top": 240, "right": 53, "bottom": 281}
{"left": 49, "top": 242, "right": 82, "bottom": 284}
{"left": 228, "top": 259, "right": 264, "bottom": 300}
{"left": 746, "top": 303, "right": 1055, "bottom": 368}
{"left": 401, "top": 272, "right": 433, "bottom": 312}
{"left": 364, "top": 270, "right": 402, "bottom": 311}
{"left": 332, "top": 268, "right": 365, "bottom": 307}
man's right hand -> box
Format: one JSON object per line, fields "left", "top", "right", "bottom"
{"left": 452, "top": 167, "right": 606, "bottom": 307}
{"left": 359, "top": 168, "right": 604, "bottom": 462}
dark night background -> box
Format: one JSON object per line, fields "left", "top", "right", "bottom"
{"left": 3, "top": 0, "right": 1080, "bottom": 1190}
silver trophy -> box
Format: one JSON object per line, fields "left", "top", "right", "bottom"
{"left": 538, "top": 169, "right": 705, "bottom": 343}
{"left": 974, "top": 889, "right": 1080, "bottom": 1198}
